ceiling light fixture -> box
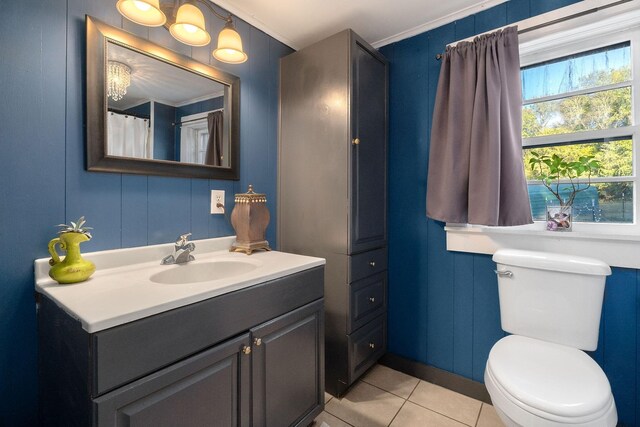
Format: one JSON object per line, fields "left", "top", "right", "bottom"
{"left": 116, "top": 0, "right": 248, "bottom": 64}
{"left": 116, "top": 0, "right": 166, "bottom": 27}
{"left": 107, "top": 61, "right": 132, "bottom": 101}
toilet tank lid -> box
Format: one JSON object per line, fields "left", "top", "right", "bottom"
{"left": 493, "top": 249, "right": 611, "bottom": 276}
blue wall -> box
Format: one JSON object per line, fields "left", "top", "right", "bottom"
{"left": 153, "top": 101, "right": 177, "bottom": 161}
{"left": 0, "top": 0, "right": 291, "bottom": 424}
{"left": 380, "top": 1, "right": 640, "bottom": 426}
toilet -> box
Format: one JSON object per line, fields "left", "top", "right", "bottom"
{"left": 486, "top": 249, "right": 617, "bottom": 427}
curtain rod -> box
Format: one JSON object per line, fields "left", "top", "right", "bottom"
{"left": 435, "top": 0, "right": 632, "bottom": 60}
{"left": 108, "top": 109, "right": 150, "bottom": 120}
{"left": 173, "top": 108, "right": 224, "bottom": 126}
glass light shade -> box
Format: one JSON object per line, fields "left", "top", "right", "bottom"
{"left": 116, "top": 0, "right": 166, "bottom": 27}
{"left": 213, "top": 23, "right": 248, "bottom": 64}
{"left": 169, "top": 4, "right": 211, "bottom": 47}
{"left": 107, "top": 61, "right": 132, "bottom": 102}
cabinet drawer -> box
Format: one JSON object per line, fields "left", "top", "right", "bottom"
{"left": 348, "top": 273, "right": 386, "bottom": 333}
{"left": 349, "top": 247, "right": 387, "bottom": 282}
{"left": 348, "top": 315, "right": 386, "bottom": 383}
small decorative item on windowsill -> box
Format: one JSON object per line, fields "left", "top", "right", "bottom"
{"left": 528, "top": 152, "right": 600, "bottom": 232}
{"left": 48, "top": 216, "right": 96, "bottom": 284}
{"left": 546, "top": 204, "right": 572, "bottom": 231}
{"left": 229, "top": 185, "right": 271, "bottom": 255}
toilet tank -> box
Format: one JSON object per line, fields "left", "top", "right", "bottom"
{"left": 492, "top": 249, "right": 611, "bottom": 351}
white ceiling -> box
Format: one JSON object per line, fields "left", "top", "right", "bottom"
{"left": 108, "top": 43, "right": 225, "bottom": 110}
{"left": 211, "top": 0, "right": 508, "bottom": 50}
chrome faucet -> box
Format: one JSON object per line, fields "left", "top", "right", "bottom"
{"left": 161, "top": 233, "right": 196, "bottom": 265}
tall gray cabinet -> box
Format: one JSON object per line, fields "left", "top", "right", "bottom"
{"left": 278, "top": 29, "right": 388, "bottom": 396}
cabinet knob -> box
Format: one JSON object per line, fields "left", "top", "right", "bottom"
{"left": 369, "top": 261, "right": 376, "bottom": 267}
{"left": 254, "top": 338, "right": 262, "bottom": 346}
{"left": 369, "top": 342, "right": 375, "bottom": 349}
{"left": 242, "top": 345, "right": 252, "bottom": 355}
{"left": 352, "top": 138, "right": 360, "bottom": 145}
{"left": 369, "top": 297, "right": 375, "bottom": 303}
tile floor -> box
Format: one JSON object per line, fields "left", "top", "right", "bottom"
{"left": 315, "top": 365, "right": 505, "bottom": 427}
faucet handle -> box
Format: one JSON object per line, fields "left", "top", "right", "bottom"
{"left": 177, "top": 233, "right": 192, "bottom": 245}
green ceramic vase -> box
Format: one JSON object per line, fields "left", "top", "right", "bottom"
{"left": 48, "top": 232, "right": 96, "bottom": 284}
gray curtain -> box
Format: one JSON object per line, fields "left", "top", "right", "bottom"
{"left": 426, "top": 26, "right": 533, "bottom": 226}
{"left": 205, "top": 111, "right": 223, "bottom": 166}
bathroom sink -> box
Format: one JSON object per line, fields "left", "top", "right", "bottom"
{"left": 150, "top": 260, "right": 259, "bottom": 285}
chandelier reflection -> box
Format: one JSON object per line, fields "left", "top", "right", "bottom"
{"left": 107, "top": 61, "right": 132, "bottom": 101}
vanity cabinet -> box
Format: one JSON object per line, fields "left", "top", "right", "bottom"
{"left": 279, "top": 29, "right": 388, "bottom": 396}
{"left": 38, "top": 267, "right": 324, "bottom": 427}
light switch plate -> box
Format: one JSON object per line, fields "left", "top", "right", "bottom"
{"left": 210, "top": 190, "right": 225, "bottom": 214}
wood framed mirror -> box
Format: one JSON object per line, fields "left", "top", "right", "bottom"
{"left": 86, "top": 16, "right": 240, "bottom": 180}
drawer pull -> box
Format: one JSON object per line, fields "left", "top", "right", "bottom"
{"left": 242, "top": 345, "right": 252, "bottom": 355}
{"left": 369, "top": 342, "right": 375, "bottom": 349}
{"left": 369, "top": 297, "right": 375, "bottom": 303}
{"left": 352, "top": 137, "right": 360, "bottom": 145}
{"left": 254, "top": 338, "right": 262, "bottom": 346}
{"left": 369, "top": 261, "right": 376, "bottom": 267}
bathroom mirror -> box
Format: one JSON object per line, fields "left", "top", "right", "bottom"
{"left": 86, "top": 16, "right": 240, "bottom": 179}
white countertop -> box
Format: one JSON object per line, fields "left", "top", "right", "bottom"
{"left": 35, "top": 236, "right": 325, "bottom": 333}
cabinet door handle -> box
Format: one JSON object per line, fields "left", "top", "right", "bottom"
{"left": 242, "top": 345, "right": 252, "bottom": 355}
{"left": 369, "top": 261, "right": 376, "bottom": 267}
{"left": 369, "top": 342, "right": 375, "bottom": 349}
{"left": 254, "top": 338, "right": 262, "bottom": 346}
{"left": 369, "top": 297, "right": 375, "bottom": 303}
{"left": 352, "top": 138, "right": 360, "bottom": 145}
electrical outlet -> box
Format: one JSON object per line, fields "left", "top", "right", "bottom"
{"left": 210, "top": 190, "right": 225, "bottom": 214}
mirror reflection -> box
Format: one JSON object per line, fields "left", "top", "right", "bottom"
{"left": 106, "top": 42, "right": 230, "bottom": 168}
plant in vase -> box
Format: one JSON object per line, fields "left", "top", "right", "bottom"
{"left": 48, "top": 216, "right": 96, "bottom": 284}
{"left": 528, "top": 152, "right": 600, "bottom": 231}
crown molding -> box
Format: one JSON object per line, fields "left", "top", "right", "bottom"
{"left": 370, "top": 0, "right": 509, "bottom": 48}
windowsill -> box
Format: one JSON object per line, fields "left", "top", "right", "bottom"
{"left": 445, "top": 223, "right": 640, "bottom": 269}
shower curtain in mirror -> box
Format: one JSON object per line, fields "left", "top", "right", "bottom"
{"left": 426, "top": 26, "right": 533, "bottom": 226}
{"left": 205, "top": 110, "right": 223, "bottom": 167}
{"left": 107, "top": 112, "right": 151, "bottom": 159}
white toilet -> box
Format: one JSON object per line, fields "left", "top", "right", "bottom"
{"left": 486, "top": 249, "right": 617, "bottom": 427}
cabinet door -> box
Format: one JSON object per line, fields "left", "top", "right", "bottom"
{"left": 350, "top": 40, "right": 387, "bottom": 253}
{"left": 94, "top": 334, "right": 251, "bottom": 427}
{"left": 251, "top": 299, "right": 324, "bottom": 427}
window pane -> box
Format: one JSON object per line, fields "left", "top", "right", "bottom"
{"left": 528, "top": 182, "right": 633, "bottom": 223}
{"left": 522, "top": 87, "right": 631, "bottom": 137}
{"left": 522, "top": 42, "right": 630, "bottom": 101}
{"left": 523, "top": 138, "right": 632, "bottom": 180}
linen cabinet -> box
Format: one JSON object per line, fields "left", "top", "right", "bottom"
{"left": 278, "top": 29, "right": 388, "bottom": 397}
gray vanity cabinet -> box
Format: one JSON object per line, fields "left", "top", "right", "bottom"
{"left": 38, "top": 267, "right": 324, "bottom": 426}
{"left": 279, "top": 29, "right": 388, "bottom": 397}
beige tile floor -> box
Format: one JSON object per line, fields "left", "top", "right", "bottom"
{"left": 316, "top": 365, "right": 505, "bottom": 427}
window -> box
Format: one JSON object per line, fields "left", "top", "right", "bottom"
{"left": 520, "top": 28, "right": 640, "bottom": 230}
{"left": 445, "top": 2, "right": 640, "bottom": 268}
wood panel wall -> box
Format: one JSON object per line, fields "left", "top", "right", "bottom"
{"left": 380, "top": 1, "right": 639, "bottom": 425}
{"left": 0, "top": 0, "right": 292, "bottom": 424}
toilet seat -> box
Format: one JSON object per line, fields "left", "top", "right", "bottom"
{"left": 485, "top": 335, "right": 617, "bottom": 427}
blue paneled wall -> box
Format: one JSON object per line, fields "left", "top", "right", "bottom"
{"left": 0, "top": 0, "right": 292, "bottom": 424}
{"left": 380, "top": 1, "right": 639, "bottom": 426}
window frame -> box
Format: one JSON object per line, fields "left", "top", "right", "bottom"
{"left": 519, "top": 26, "right": 640, "bottom": 234}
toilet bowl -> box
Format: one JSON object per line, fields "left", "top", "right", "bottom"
{"left": 487, "top": 249, "right": 617, "bottom": 427}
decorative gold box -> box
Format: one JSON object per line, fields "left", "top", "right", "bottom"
{"left": 230, "top": 185, "right": 271, "bottom": 254}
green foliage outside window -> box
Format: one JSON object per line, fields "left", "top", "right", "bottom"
{"left": 522, "top": 66, "right": 633, "bottom": 219}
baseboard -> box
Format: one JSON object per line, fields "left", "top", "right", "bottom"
{"left": 379, "top": 353, "right": 492, "bottom": 404}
